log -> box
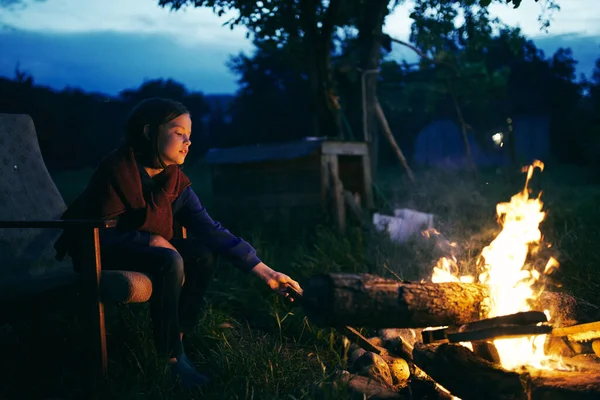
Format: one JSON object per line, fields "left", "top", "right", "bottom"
{"left": 301, "top": 273, "right": 600, "bottom": 329}
{"left": 561, "top": 354, "right": 600, "bottom": 373}
{"left": 535, "top": 292, "right": 600, "bottom": 327}
{"left": 525, "top": 369, "right": 600, "bottom": 400}
{"left": 413, "top": 342, "right": 600, "bottom": 400}
{"left": 317, "top": 370, "right": 405, "bottom": 399}
{"left": 412, "top": 342, "right": 527, "bottom": 400}
{"left": 302, "top": 273, "right": 488, "bottom": 328}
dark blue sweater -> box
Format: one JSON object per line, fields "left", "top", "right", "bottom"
{"left": 100, "top": 169, "right": 261, "bottom": 272}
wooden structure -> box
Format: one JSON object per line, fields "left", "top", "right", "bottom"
{"left": 205, "top": 138, "right": 374, "bottom": 232}
{"left": 0, "top": 114, "right": 186, "bottom": 392}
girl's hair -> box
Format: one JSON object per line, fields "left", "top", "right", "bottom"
{"left": 123, "top": 97, "right": 189, "bottom": 168}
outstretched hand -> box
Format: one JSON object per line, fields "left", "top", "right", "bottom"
{"left": 251, "top": 262, "right": 303, "bottom": 302}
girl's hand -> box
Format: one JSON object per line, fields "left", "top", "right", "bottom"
{"left": 251, "top": 262, "right": 303, "bottom": 301}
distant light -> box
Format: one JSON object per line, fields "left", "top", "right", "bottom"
{"left": 492, "top": 132, "right": 504, "bottom": 146}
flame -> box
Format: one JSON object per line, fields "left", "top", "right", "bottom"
{"left": 431, "top": 160, "right": 560, "bottom": 370}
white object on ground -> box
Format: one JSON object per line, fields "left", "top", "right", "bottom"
{"left": 373, "top": 209, "right": 435, "bottom": 244}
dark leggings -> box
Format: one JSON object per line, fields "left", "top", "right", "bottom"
{"left": 102, "top": 238, "right": 215, "bottom": 359}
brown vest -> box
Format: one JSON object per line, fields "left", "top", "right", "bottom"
{"left": 54, "top": 146, "right": 191, "bottom": 261}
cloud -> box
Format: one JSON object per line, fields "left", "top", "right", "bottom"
{"left": 2, "top": 0, "right": 598, "bottom": 96}
{"left": 384, "top": 33, "right": 599, "bottom": 80}
{"left": 0, "top": 0, "right": 251, "bottom": 48}
{"left": 533, "top": 33, "right": 600, "bottom": 78}
{"left": 0, "top": 28, "right": 251, "bottom": 95}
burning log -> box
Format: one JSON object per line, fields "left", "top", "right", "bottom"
{"left": 412, "top": 342, "right": 526, "bottom": 400}
{"left": 302, "top": 273, "right": 488, "bottom": 328}
{"left": 413, "top": 342, "right": 600, "bottom": 400}
{"left": 561, "top": 354, "right": 600, "bottom": 372}
{"left": 526, "top": 369, "right": 600, "bottom": 400}
{"left": 301, "top": 273, "right": 599, "bottom": 329}
{"left": 535, "top": 291, "right": 600, "bottom": 327}
{"left": 593, "top": 340, "right": 600, "bottom": 357}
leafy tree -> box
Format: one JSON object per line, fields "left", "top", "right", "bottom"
{"left": 223, "top": 38, "right": 312, "bottom": 146}
{"left": 158, "top": 0, "right": 559, "bottom": 174}
{"left": 0, "top": 75, "right": 214, "bottom": 168}
{"left": 159, "top": 0, "right": 349, "bottom": 139}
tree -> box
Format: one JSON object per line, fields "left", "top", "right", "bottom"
{"left": 225, "top": 38, "right": 313, "bottom": 146}
{"left": 159, "top": 0, "right": 348, "bottom": 139}
{"left": 159, "top": 1, "right": 559, "bottom": 173}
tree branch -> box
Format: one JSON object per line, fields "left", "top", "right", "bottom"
{"left": 386, "top": 35, "right": 459, "bottom": 75}
{"left": 447, "top": 79, "right": 478, "bottom": 179}
{"left": 374, "top": 97, "right": 416, "bottom": 182}
{"left": 386, "top": 33, "right": 477, "bottom": 178}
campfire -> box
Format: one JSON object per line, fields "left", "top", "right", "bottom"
{"left": 431, "top": 160, "right": 560, "bottom": 371}
{"left": 297, "top": 161, "right": 600, "bottom": 399}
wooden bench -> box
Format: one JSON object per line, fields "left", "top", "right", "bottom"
{"left": 0, "top": 113, "right": 183, "bottom": 389}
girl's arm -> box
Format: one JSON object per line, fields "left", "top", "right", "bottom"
{"left": 173, "top": 187, "right": 261, "bottom": 272}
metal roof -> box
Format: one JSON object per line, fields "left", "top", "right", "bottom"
{"left": 205, "top": 137, "right": 327, "bottom": 164}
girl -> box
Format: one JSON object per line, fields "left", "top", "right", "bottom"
{"left": 55, "top": 97, "right": 302, "bottom": 388}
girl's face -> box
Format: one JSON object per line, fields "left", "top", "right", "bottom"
{"left": 157, "top": 113, "right": 192, "bottom": 166}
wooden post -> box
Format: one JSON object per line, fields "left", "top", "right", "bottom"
{"left": 361, "top": 152, "right": 374, "bottom": 209}
{"left": 328, "top": 156, "right": 346, "bottom": 233}
{"left": 320, "top": 154, "right": 332, "bottom": 212}
{"left": 80, "top": 227, "right": 108, "bottom": 392}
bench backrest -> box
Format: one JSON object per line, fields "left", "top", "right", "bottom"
{"left": 0, "top": 114, "right": 69, "bottom": 277}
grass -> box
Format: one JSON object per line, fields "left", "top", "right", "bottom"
{"left": 2, "top": 161, "right": 599, "bottom": 399}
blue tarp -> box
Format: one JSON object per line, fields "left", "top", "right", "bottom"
{"left": 413, "top": 116, "right": 550, "bottom": 168}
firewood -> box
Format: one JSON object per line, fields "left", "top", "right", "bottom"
{"left": 534, "top": 291, "right": 600, "bottom": 327}
{"left": 561, "top": 354, "right": 600, "bottom": 373}
{"left": 352, "top": 352, "right": 394, "bottom": 386}
{"left": 525, "top": 369, "right": 600, "bottom": 400}
{"left": 318, "top": 370, "right": 405, "bottom": 399}
{"left": 412, "top": 342, "right": 527, "bottom": 400}
{"left": 386, "top": 357, "right": 410, "bottom": 384}
{"left": 302, "top": 273, "right": 488, "bottom": 328}
{"left": 349, "top": 346, "right": 367, "bottom": 365}
{"left": 413, "top": 342, "right": 600, "bottom": 400}
{"left": 545, "top": 336, "right": 576, "bottom": 358}
{"left": 381, "top": 336, "right": 415, "bottom": 361}
{"left": 301, "top": 273, "right": 600, "bottom": 330}
{"left": 593, "top": 340, "right": 600, "bottom": 357}
{"left": 406, "top": 375, "right": 456, "bottom": 400}
{"left": 472, "top": 341, "right": 501, "bottom": 364}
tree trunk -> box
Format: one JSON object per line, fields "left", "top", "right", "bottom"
{"left": 301, "top": 273, "right": 489, "bottom": 328}
{"left": 301, "top": 0, "right": 343, "bottom": 138}
{"left": 300, "top": 273, "right": 600, "bottom": 329}
{"left": 357, "top": 0, "right": 390, "bottom": 178}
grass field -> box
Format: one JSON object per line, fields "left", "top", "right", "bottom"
{"left": 2, "top": 161, "right": 599, "bottom": 399}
